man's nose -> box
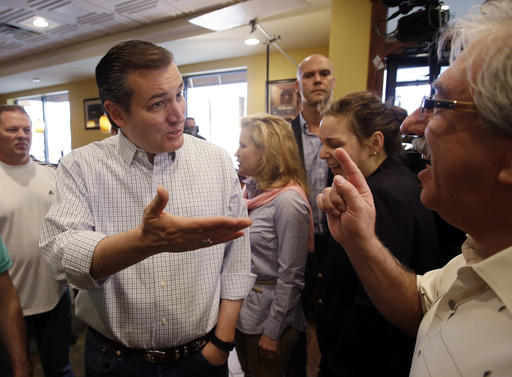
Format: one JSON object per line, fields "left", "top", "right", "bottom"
{"left": 166, "top": 101, "right": 185, "bottom": 124}
{"left": 400, "top": 107, "right": 426, "bottom": 136}
{"left": 313, "top": 72, "right": 323, "bottom": 82}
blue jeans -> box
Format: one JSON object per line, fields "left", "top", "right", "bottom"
{"left": 85, "top": 327, "right": 228, "bottom": 377}
{"left": 0, "top": 288, "right": 75, "bottom": 377}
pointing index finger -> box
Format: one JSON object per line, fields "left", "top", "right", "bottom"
{"left": 334, "top": 148, "right": 371, "bottom": 195}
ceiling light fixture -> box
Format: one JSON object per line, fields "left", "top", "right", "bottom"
{"left": 33, "top": 17, "right": 49, "bottom": 28}
{"left": 18, "top": 16, "right": 60, "bottom": 31}
{"left": 244, "top": 37, "right": 260, "bottom": 46}
{"left": 245, "top": 19, "right": 297, "bottom": 113}
{"left": 248, "top": 19, "right": 296, "bottom": 66}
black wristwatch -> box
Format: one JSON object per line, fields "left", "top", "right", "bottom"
{"left": 209, "top": 333, "right": 235, "bottom": 352}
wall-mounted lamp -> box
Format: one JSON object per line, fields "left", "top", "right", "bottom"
{"left": 99, "top": 115, "right": 111, "bottom": 134}
{"left": 34, "top": 119, "right": 45, "bottom": 133}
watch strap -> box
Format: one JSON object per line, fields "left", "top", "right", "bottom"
{"left": 209, "top": 333, "right": 235, "bottom": 352}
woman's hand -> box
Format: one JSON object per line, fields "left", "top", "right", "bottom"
{"left": 258, "top": 333, "right": 280, "bottom": 360}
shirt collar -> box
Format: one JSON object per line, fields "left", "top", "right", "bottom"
{"left": 117, "top": 130, "right": 176, "bottom": 165}
{"left": 464, "top": 236, "right": 512, "bottom": 311}
{"left": 299, "top": 112, "right": 309, "bottom": 132}
{"left": 243, "top": 177, "right": 263, "bottom": 199}
{"left": 117, "top": 131, "right": 138, "bottom": 165}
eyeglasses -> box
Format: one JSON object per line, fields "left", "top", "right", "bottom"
{"left": 419, "top": 96, "right": 477, "bottom": 120}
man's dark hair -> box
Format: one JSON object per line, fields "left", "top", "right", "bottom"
{"left": 0, "top": 104, "right": 29, "bottom": 124}
{"left": 95, "top": 40, "right": 173, "bottom": 114}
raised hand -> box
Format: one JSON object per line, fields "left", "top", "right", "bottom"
{"left": 141, "top": 186, "right": 251, "bottom": 252}
{"left": 316, "top": 148, "right": 376, "bottom": 247}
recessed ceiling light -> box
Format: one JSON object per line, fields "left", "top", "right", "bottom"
{"left": 244, "top": 38, "right": 260, "bottom": 46}
{"left": 32, "top": 78, "right": 41, "bottom": 83}
{"left": 33, "top": 17, "right": 49, "bottom": 28}
{"left": 18, "top": 16, "right": 60, "bottom": 31}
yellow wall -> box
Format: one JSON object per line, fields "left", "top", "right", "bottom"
{"left": 329, "top": 0, "right": 372, "bottom": 99}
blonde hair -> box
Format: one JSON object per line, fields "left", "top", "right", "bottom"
{"left": 240, "top": 113, "right": 307, "bottom": 192}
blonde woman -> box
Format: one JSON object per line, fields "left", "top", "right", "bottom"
{"left": 234, "top": 114, "right": 313, "bottom": 377}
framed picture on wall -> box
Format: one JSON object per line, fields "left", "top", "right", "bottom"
{"left": 83, "top": 97, "right": 104, "bottom": 130}
{"left": 267, "top": 79, "right": 300, "bottom": 120}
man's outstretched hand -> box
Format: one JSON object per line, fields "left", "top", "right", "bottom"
{"left": 141, "top": 186, "right": 251, "bottom": 252}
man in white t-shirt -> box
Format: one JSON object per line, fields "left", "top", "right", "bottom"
{"left": 317, "top": 1, "right": 512, "bottom": 376}
{"left": 0, "top": 104, "right": 74, "bottom": 377}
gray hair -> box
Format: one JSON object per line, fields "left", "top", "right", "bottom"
{"left": 438, "top": 0, "right": 512, "bottom": 136}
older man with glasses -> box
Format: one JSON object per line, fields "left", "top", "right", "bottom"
{"left": 317, "top": 1, "right": 512, "bottom": 376}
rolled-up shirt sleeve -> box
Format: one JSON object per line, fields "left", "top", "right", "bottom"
{"left": 219, "top": 158, "right": 256, "bottom": 300}
{"left": 40, "top": 154, "right": 107, "bottom": 290}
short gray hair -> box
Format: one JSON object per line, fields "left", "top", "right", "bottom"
{"left": 438, "top": 0, "right": 512, "bottom": 136}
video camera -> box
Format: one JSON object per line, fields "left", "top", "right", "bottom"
{"left": 383, "top": 0, "right": 450, "bottom": 42}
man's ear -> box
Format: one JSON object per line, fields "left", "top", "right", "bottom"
{"left": 498, "top": 156, "right": 512, "bottom": 186}
{"left": 103, "top": 100, "right": 127, "bottom": 129}
{"left": 295, "top": 80, "right": 301, "bottom": 94}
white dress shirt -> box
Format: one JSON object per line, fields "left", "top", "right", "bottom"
{"left": 40, "top": 132, "right": 254, "bottom": 348}
{"left": 411, "top": 237, "right": 512, "bottom": 377}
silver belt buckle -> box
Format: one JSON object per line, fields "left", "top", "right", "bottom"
{"left": 144, "top": 349, "right": 168, "bottom": 363}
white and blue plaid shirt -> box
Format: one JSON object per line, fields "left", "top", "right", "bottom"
{"left": 40, "top": 132, "right": 254, "bottom": 348}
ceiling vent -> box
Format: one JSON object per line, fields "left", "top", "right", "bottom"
{"left": 0, "top": 22, "right": 41, "bottom": 41}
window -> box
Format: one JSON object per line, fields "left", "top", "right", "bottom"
{"left": 384, "top": 54, "right": 448, "bottom": 115}
{"left": 184, "top": 70, "right": 247, "bottom": 166}
{"left": 16, "top": 92, "right": 71, "bottom": 164}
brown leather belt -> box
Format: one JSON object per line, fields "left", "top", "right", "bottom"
{"left": 253, "top": 279, "right": 277, "bottom": 293}
{"left": 90, "top": 327, "right": 210, "bottom": 364}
